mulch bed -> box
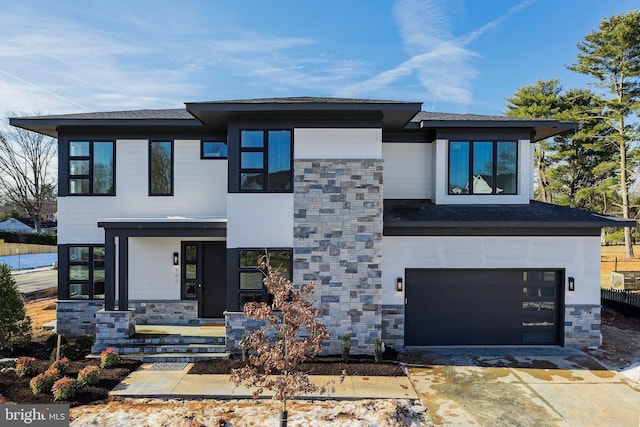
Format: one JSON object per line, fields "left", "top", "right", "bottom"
{"left": 0, "top": 359, "right": 141, "bottom": 407}
{"left": 189, "top": 354, "right": 405, "bottom": 376}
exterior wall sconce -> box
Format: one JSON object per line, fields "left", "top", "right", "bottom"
{"left": 568, "top": 277, "right": 575, "bottom": 292}
{"left": 173, "top": 252, "right": 179, "bottom": 266}
{"left": 396, "top": 277, "right": 403, "bottom": 292}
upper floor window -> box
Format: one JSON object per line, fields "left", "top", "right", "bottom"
{"left": 149, "top": 141, "right": 173, "bottom": 196}
{"left": 201, "top": 141, "right": 228, "bottom": 159}
{"left": 448, "top": 141, "right": 517, "bottom": 195}
{"left": 69, "top": 141, "right": 114, "bottom": 195}
{"left": 240, "top": 130, "right": 292, "bottom": 192}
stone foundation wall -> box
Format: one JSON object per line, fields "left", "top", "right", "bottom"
{"left": 128, "top": 301, "right": 202, "bottom": 325}
{"left": 381, "top": 305, "right": 404, "bottom": 350}
{"left": 564, "top": 305, "right": 601, "bottom": 348}
{"left": 56, "top": 300, "right": 104, "bottom": 337}
{"left": 293, "top": 159, "right": 383, "bottom": 354}
{"left": 225, "top": 311, "right": 267, "bottom": 353}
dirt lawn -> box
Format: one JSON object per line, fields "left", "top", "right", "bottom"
{"left": 600, "top": 245, "right": 640, "bottom": 288}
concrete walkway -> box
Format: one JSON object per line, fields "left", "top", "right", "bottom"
{"left": 110, "top": 362, "right": 419, "bottom": 401}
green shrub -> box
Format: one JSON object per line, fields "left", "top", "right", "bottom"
{"left": 74, "top": 334, "right": 96, "bottom": 351}
{"left": 15, "top": 356, "right": 38, "bottom": 378}
{"left": 374, "top": 338, "right": 383, "bottom": 363}
{"left": 23, "top": 232, "right": 57, "bottom": 245}
{"left": 45, "top": 334, "right": 67, "bottom": 352}
{"left": 29, "top": 367, "right": 60, "bottom": 395}
{"left": 99, "top": 348, "right": 120, "bottom": 369}
{"left": 77, "top": 365, "right": 100, "bottom": 387}
{"left": 51, "top": 344, "right": 79, "bottom": 361}
{"left": 341, "top": 333, "right": 350, "bottom": 363}
{"left": 50, "top": 357, "right": 71, "bottom": 376}
{"left": 52, "top": 377, "right": 77, "bottom": 401}
{"left": 0, "top": 264, "right": 32, "bottom": 350}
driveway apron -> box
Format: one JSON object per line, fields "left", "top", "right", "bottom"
{"left": 405, "top": 347, "right": 640, "bottom": 426}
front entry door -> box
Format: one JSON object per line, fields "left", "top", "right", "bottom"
{"left": 182, "top": 242, "right": 227, "bottom": 318}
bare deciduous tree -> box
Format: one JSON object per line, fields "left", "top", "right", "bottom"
{"left": 230, "top": 255, "right": 342, "bottom": 427}
{"left": 0, "top": 114, "right": 57, "bottom": 232}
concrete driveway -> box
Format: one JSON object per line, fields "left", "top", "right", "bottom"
{"left": 404, "top": 347, "right": 640, "bottom": 426}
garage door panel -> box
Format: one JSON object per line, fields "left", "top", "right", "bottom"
{"left": 405, "top": 268, "right": 561, "bottom": 346}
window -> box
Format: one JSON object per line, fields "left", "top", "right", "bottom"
{"left": 240, "top": 130, "right": 292, "bottom": 192}
{"left": 201, "top": 141, "right": 228, "bottom": 159}
{"left": 68, "top": 245, "right": 105, "bottom": 299}
{"left": 68, "top": 140, "right": 114, "bottom": 195}
{"left": 448, "top": 141, "right": 517, "bottom": 195}
{"left": 238, "top": 249, "right": 291, "bottom": 307}
{"left": 149, "top": 141, "right": 173, "bottom": 195}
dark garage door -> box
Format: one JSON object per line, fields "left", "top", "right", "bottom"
{"left": 405, "top": 269, "right": 562, "bottom": 346}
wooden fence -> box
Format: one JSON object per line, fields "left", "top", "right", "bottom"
{"left": 602, "top": 288, "right": 640, "bottom": 309}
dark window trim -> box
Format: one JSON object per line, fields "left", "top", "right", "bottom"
{"left": 237, "top": 248, "right": 292, "bottom": 308}
{"left": 66, "top": 139, "right": 116, "bottom": 196}
{"left": 447, "top": 140, "right": 518, "bottom": 196}
{"left": 200, "top": 140, "right": 228, "bottom": 159}
{"left": 66, "top": 244, "right": 106, "bottom": 300}
{"left": 231, "top": 128, "right": 293, "bottom": 193}
{"left": 148, "top": 140, "right": 174, "bottom": 196}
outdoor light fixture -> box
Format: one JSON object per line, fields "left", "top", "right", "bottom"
{"left": 173, "top": 252, "right": 179, "bottom": 266}
{"left": 396, "top": 277, "right": 403, "bottom": 292}
{"left": 568, "top": 277, "right": 575, "bottom": 292}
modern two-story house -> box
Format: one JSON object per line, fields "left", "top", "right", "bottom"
{"left": 11, "top": 97, "right": 634, "bottom": 355}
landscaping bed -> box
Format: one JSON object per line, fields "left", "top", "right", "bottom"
{"left": 190, "top": 353, "right": 404, "bottom": 376}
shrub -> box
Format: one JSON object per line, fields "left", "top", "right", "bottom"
{"left": 51, "top": 344, "right": 80, "bottom": 361}
{"left": 29, "top": 368, "right": 59, "bottom": 395}
{"left": 50, "top": 357, "right": 71, "bottom": 376}
{"left": 374, "top": 338, "right": 383, "bottom": 363}
{"left": 0, "top": 264, "right": 32, "bottom": 350}
{"left": 100, "top": 348, "right": 120, "bottom": 369}
{"left": 77, "top": 365, "right": 100, "bottom": 387}
{"left": 52, "top": 377, "right": 77, "bottom": 401}
{"left": 75, "top": 334, "right": 96, "bottom": 351}
{"left": 15, "top": 356, "right": 37, "bottom": 378}
{"left": 45, "top": 334, "right": 68, "bottom": 352}
{"left": 341, "top": 333, "right": 351, "bottom": 363}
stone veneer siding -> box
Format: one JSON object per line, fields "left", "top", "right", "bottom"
{"left": 564, "top": 304, "right": 601, "bottom": 347}
{"left": 225, "top": 311, "right": 267, "bottom": 353}
{"left": 92, "top": 310, "right": 136, "bottom": 352}
{"left": 293, "top": 159, "right": 383, "bottom": 354}
{"left": 381, "top": 305, "right": 404, "bottom": 349}
{"left": 57, "top": 300, "right": 104, "bottom": 337}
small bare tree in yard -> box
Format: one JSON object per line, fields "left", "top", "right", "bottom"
{"left": 0, "top": 114, "right": 56, "bottom": 233}
{"left": 230, "top": 255, "right": 341, "bottom": 427}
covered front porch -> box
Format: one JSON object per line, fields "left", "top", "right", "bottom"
{"left": 92, "top": 217, "right": 230, "bottom": 360}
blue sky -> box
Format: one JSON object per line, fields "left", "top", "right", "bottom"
{"left": 0, "top": 0, "right": 637, "bottom": 117}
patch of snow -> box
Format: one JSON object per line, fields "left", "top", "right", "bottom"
{"left": 0, "top": 253, "right": 57, "bottom": 271}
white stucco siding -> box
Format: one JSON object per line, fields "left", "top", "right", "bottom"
{"left": 382, "top": 143, "right": 432, "bottom": 199}
{"left": 227, "top": 193, "right": 294, "bottom": 248}
{"left": 294, "top": 128, "right": 382, "bottom": 159}
{"left": 128, "top": 238, "right": 181, "bottom": 300}
{"left": 382, "top": 235, "right": 601, "bottom": 306}
{"left": 57, "top": 139, "right": 227, "bottom": 244}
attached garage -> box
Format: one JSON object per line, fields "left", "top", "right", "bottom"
{"left": 405, "top": 269, "right": 563, "bottom": 346}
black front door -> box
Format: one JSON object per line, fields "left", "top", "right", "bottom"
{"left": 182, "top": 242, "right": 227, "bottom": 318}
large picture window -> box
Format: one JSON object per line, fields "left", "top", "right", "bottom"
{"left": 448, "top": 141, "right": 517, "bottom": 195}
{"left": 68, "top": 245, "right": 105, "bottom": 299}
{"left": 238, "top": 249, "right": 291, "bottom": 307}
{"left": 240, "top": 130, "right": 292, "bottom": 192}
{"left": 68, "top": 140, "right": 114, "bottom": 195}
{"left": 149, "top": 141, "right": 173, "bottom": 195}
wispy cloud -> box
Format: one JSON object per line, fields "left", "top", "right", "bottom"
{"left": 337, "top": 0, "right": 533, "bottom": 109}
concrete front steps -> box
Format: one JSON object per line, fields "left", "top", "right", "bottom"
{"left": 91, "top": 325, "right": 230, "bottom": 363}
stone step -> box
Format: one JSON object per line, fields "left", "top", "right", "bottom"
{"left": 108, "top": 344, "right": 227, "bottom": 354}
{"left": 124, "top": 335, "right": 225, "bottom": 346}
{"left": 88, "top": 352, "right": 230, "bottom": 363}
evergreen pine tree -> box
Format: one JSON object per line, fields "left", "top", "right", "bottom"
{"left": 0, "top": 263, "right": 32, "bottom": 351}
